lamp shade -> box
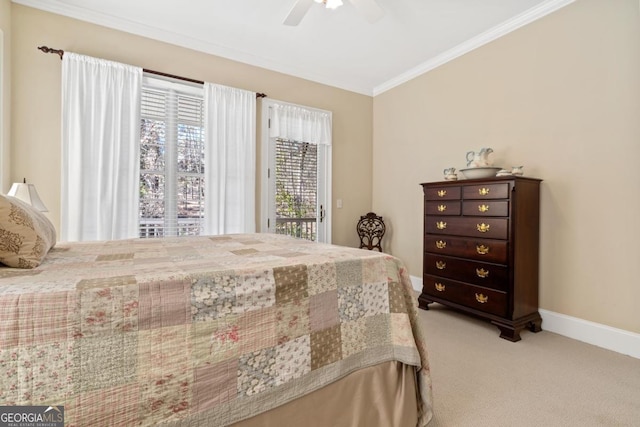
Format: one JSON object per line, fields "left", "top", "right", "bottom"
{"left": 7, "top": 182, "right": 48, "bottom": 212}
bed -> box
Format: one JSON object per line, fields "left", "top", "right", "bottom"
{"left": 0, "top": 198, "right": 433, "bottom": 426}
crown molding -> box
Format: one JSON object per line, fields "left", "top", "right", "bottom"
{"left": 12, "top": 0, "right": 372, "bottom": 96}
{"left": 14, "top": 0, "right": 575, "bottom": 97}
{"left": 372, "top": 0, "right": 576, "bottom": 96}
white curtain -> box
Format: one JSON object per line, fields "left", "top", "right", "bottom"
{"left": 269, "top": 102, "right": 332, "bottom": 145}
{"left": 61, "top": 53, "right": 142, "bottom": 242}
{"left": 203, "top": 83, "right": 256, "bottom": 235}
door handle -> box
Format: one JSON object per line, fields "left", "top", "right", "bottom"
{"left": 320, "top": 204, "right": 325, "bottom": 223}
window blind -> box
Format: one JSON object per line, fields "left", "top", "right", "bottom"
{"left": 274, "top": 138, "right": 317, "bottom": 220}
{"left": 139, "top": 76, "right": 205, "bottom": 237}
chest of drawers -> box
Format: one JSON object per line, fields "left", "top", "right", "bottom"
{"left": 419, "top": 177, "right": 542, "bottom": 341}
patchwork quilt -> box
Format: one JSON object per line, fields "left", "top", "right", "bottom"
{"left": 0, "top": 233, "right": 433, "bottom": 426}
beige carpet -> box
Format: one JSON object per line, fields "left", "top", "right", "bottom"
{"left": 418, "top": 303, "right": 640, "bottom": 427}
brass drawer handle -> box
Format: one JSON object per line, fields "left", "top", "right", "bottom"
{"left": 436, "top": 221, "right": 447, "bottom": 230}
{"left": 435, "top": 240, "right": 447, "bottom": 249}
{"left": 475, "top": 293, "right": 489, "bottom": 303}
{"left": 476, "top": 244, "right": 489, "bottom": 255}
{"left": 476, "top": 268, "right": 489, "bottom": 278}
{"left": 479, "top": 188, "right": 490, "bottom": 196}
{"left": 436, "top": 261, "right": 446, "bottom": 270}
{"left": 435, "top": 283, "right": 445, "bottom": 292}
{"left": 437, "top": 190, "right": 447, "bottom": 197}
{"left": 438, "top": 204, "right": 447, "bottom": 212}
{"left": 478, "top": 204, "right": 490, "bottom": 212}
{"left": 477, "top": 223, "right": 490, "bottom": 233}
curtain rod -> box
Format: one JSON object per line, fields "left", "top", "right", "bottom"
{"left": 37, "top": 46, "right": 267, "bottom": 98}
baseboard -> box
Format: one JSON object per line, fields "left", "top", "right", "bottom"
{"left": 410, "top": 275, "right": 423, "bottom": 293}
{"left": 409, "top": 275, "right": 640, "bottom": 359}
{"left": 539, "top": 309, "right": 640, "bottom": 359}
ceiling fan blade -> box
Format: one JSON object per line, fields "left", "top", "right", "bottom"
{"left": 349, "top": 0, "right": 384, "bottom": 23}
{"left": 284, "top": 0, "right": 314, "bottom": 26}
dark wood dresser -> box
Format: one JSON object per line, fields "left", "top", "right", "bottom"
{"left": 419, "top": 176, "right": 542, "bottom": 341}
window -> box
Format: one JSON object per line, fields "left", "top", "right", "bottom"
{"left": 274, "top": 138, "right": 318, "bottom": 240}
{"left": 139, "top": 76, "right": 205, "bottom": 237}
{"left": 261, "top": 99, "right": 332, "bottom": 243}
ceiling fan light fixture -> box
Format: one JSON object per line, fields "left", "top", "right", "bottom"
{"left": 314, "top": 0, "right": 343, "bottom": 10}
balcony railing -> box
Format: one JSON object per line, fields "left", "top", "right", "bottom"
{"left": 276, "top": 217, "right": 317, "bottom": 241}
{"left": 140, "top": 217, "right": 317, "bottom": 241}
{"left": 139, "top": 218, "right": 202, "bottom": 238}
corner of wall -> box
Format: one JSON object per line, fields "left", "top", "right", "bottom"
{"left": 0, "top": 0, "right": 11, "bottom": 192}
{"left": 0, "top": 29, "right": 4, "bottom": 192}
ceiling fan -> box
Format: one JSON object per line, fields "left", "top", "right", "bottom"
{"left": 284, "top": 0, "right": 385, "bottom": 26}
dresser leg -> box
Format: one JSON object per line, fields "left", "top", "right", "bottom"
{"left": 418, "top": 294, "right": 433, "bottom": 310}
{"left": 492, "top": 312, "right": 542, "bottom": 341}
{"left": 528, "top": 318, "right": 543, "bottom": 333}
{"left": 492, "top": 322, "right": 522, "bottom": 342}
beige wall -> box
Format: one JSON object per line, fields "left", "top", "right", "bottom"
{"left": 9, "top": 1, "right": 640, "bottom": 334}
{"left": 9, "top": 4, "right": 372, "bottom": 248}
{"left": 0, "top": 0, "right": 10, "bottom": 192}
{"left": 373, "top": 0, "right": 640, "bottom": 333}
